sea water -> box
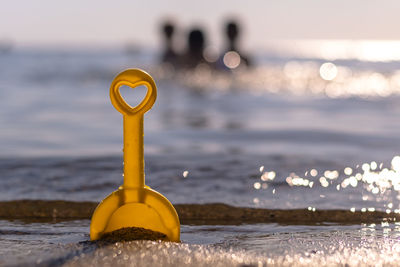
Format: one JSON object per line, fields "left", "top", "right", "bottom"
{"left": 2, "top": 45, "right": 400, "bottom": 266}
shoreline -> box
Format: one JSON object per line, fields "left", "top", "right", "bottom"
{"left": 0, "top": 200, "right": 397, "bottom": 225}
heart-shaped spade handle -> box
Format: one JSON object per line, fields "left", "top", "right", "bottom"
{"left": 109, "top": 69, "right": 157, "bottom": 189}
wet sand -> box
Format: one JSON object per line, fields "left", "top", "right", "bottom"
{"left": 100, "top": 227, "right": 168, "bottom": 242}
{"left": 0, "top": 200, "right": 398, "bottom": 225}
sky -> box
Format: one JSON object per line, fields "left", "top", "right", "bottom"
{"left": 1, "top": 0, "right": 400, "bottom": 50}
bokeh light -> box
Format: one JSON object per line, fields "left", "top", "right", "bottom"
{"left": 223, "top": 51, "right": 241, "bottom": 69}
{"left": 319, "top": 62, "right": 338, "bottom": 81}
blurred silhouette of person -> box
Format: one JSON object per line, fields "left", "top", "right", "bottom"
{"left": 180, "top": 28, "right": 209, "bottom": 69}
{"left": 218, "top": 20, "right": 251, "bottom": 70}
{"left": 160, "top": 22, "right": 179, "bottom": 66}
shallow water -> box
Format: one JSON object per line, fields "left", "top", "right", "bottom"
{"left": 2, "top": 154, "right": 400, "bottom": 211}
{"left": 2, "top": 49, "right": 400, "bottom": 265}
{"left": 2, "top": 219, "right": 400, "bottom": 266}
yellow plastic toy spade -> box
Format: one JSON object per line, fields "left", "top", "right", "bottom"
{"left": 90, "top": 69, "right": 180, "bottom": 242}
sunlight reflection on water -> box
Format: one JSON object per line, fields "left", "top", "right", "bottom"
{"left": 154, "top": 60, "right": 400, "bottom": 99}
{"left": 264, "top": 40, "right": 400, "bottom": 62}
{"left": 252, "top": 156, "right": 400, "bottom": 213}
